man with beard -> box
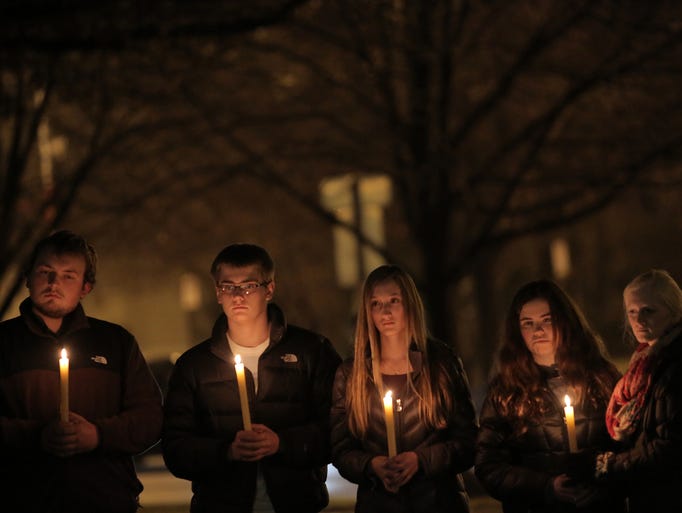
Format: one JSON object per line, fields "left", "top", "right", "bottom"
{"left": 0, "top": 230, "right": 163, "bottom": 513}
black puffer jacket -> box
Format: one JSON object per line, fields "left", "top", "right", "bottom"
{"left": 604, "top": 327, "right": 682, "bottom": 512}
{"left": 162, "top": 304, "right": 341, "bottom": 513}
{"left": 475, "top": 366, "right": 623, "bottom": 513}
{"left": 330, "top": 340, "right": 477, "bottom": 513}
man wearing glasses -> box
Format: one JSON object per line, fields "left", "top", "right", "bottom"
{"left": 163, "top": 243, "right": 341, "bottom": 513}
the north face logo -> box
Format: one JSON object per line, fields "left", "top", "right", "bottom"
{"left": 281, "top": 353, "right": 298, "bottom": 363}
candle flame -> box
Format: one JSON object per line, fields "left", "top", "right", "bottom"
{"left": 564, "top": 394, "right": 571, "bottom": 407}
{"left": 61, "top": 348, "right": 68, "bottom": 359}
{"left": 234, "top": 354, "right": 242, "bottom": 365}
{"left": 384, "top": 390, "right": 393, "bottom": 400}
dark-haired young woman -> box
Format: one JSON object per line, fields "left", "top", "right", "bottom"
{"left": 475, "top": 280, "right": 624, "bottom": 512}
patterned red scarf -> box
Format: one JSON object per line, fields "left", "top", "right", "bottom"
{"left": 605, "top": 343, "right": 652, "bottom": 442}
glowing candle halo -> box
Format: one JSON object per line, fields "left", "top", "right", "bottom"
{"left": 383, "top": 390, "right": 397, "bottom": 457}
{"left": 563, "top": 394, "right": 578, "bottom": 453}
{"left": 59, "top": 348, "right": 69, "bottom": 422}
{"left": 234, "top": 355, "right": 252, "bottom": 430}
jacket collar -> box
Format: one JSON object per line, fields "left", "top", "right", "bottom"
{"left": 209, "top": 302, "right": 287, "bottom": 363}
{"left": 652, "top": 321, "right": 682, "bottom": 356}
{"left": 649, "top": 321, "right": 682, "bottom": 376}
{"left": 19, "top": 297, "right": 90, "bottom": 339}
{"left": 537, "top": 364, "right": 560, "bottom": 379}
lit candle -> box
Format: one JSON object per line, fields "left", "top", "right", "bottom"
{"left": 59, "top": 348, "right": 69, "bottom": 422}
{"left": 564, "top": 394, "right": 578, "bottom": 453}
{"left": 383, "top": 390, "right": 397, "bottom": 457}
{"left": 234, "top": 355, "right": 252, "bottom": 430}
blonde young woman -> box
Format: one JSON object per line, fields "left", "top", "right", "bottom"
{"left": 330, "top": 265, "right": 477, "bottom": 513}
{"left": 597, "top": 270, "right": 682, "bottom": 512}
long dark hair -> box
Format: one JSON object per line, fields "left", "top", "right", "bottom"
{"left": 489, "top": 280, "right": 619, "bottom": 427}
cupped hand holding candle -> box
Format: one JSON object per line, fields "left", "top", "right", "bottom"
{"left": 234, "top": 355, "right": 252, "bottom": 431}
{"left": 563, "top": 394, "right": 578, "bottom": 453}
{"left": 59, "top": 348, "right": 69, "bottom": 422}
{"left": 383, "top": 390, "right": 397, "bottom": 457}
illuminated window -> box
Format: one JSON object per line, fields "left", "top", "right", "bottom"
{"left": 179, "top": 272, "right": 202, "bottom": 312}
{"left": 550, "top": 238, "right": 571, "bottom": 280}
{"left": 320, "top": 174, "right": 392, "bottom": 288}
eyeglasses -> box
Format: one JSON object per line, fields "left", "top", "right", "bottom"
{"left": 217, "top": 281, "right": 270, "bottom": 296}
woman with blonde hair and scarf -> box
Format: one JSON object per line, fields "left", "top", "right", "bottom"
{"left": 598, "top": 269, "right": 682, "bottom": 512}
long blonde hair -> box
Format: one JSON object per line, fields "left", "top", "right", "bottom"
{"left": 346, "top": 265, "right": 452, "bottom": 436}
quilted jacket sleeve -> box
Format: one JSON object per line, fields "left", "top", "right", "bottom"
{"left": 475, "top": 394, "right": 552, "bottom": 507}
